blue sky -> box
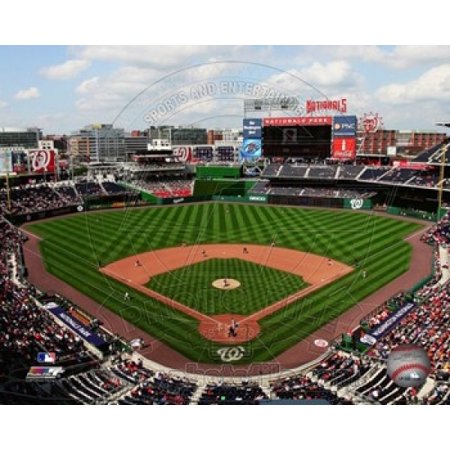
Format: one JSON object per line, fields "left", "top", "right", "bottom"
{"left": 1, "top": 45, "right": 450, "bottom": 134}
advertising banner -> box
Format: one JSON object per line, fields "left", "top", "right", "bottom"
{"left": 263, "top": 116, "right": 332, "bottom": 127}
{"left": 28, "top": 149, "right": 56, "bottom": 173}
{"left": 240, "top": 138, "right": 262, "bottom": 162}
{"left": 26, "top": 366, "right": 65, "bottom": 381}
{"left": 46, "top": 305, "right": 107, "bottom": 348}
{"left": 331, "top": 137, "right": 356, "bottom": 160}
{"left": 0, "top": 149, "right": 12, "bottom": 174}
{"left": 243, "top": 118, "right": 262, "bottom": 138}
{"left": 365, "top": 302, "right": 416, "bottom": 342}
{"left": 333, "top": 115, "right": 357, "bottom": 136}
{"left": 172, "top": 146, "right": 193, "bottom": 163}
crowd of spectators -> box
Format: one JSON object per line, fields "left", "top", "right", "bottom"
{"left": 269, "top": 186, "right": 375, "bottom": 199}
{"left": 130, "top": 179, "right": 193, "bottom": 198}
{"left": 198, "top": 381, "right": 267, "bottom": 405}
{"left": 270, "top": 373, "right": 353, "bottom": 404}
{"left": 367, "top": 282, "right": 450, "bottom": 374}
{"left": 0, "top": 184, "right": 80, "bottom": 216}
{"left": 118, "top": 371, "right": 197, "bottom": 405}
{"left": 421, "top": 211, "right": 450, "bottom": 246}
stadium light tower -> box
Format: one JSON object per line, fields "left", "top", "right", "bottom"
{"left": 435, "top": 122, "right": 450, "bottom": 215}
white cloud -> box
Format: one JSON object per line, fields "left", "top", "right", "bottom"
{"left": 319, "top": 45, "right": 450, "bottom": 70}
{"left": 375, "top": 64, "right": 450, "bottom": 104}
{"left": 76, "top": 76, "right": 100, "bottom": 94}
{"left": 78, "top": 45, "right": 216, "bottom": 69}
{"left": 40, "top": 59, "right": 90, "bottom": 80}
{"left": 0, "top": 99, "right": 7, "bottom": 108}
{"left": 15, "top": 86, "right": 40, "bottom": 100}
{"left": 266, "top": 60, "right": 362, "bottom": 96}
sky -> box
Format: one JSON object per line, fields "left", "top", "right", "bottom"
{"left": 1, "top": 45, "right": 450, "bottom": 134}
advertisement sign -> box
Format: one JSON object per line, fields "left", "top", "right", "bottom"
{"left": 172, "top": 146, "right": 193, "bottom": 163}
{"left": 263, "top": 116, "right": 332, "bottom": 127}
{"left": 26, "top": 366, "right": 65, "bottom": 381}
{"left": 365, "top": 302, "right": 416, "bottom": 342}
{"left": 333, "top": 115, "right": 357, "bottom": 137}
{"left": 306, "top": 98, "right": 347, "bottom": 114}
{"left": 46, "top": 305, "right": 107, "bottom": 348}
{"left": 240, "top": 138, "right": 262, "bottom": 161}
{"left": 0, "top": 149, "right": 12, "bottom": 174}
{"left": 343, "top": 198, "right": 372, "bottom": 210}
{"left": 243, "top": 118, "right": 262, "bottom": 138}
{"left": 28, "top": 149, "right": 56, "bottom": 173}
{"left": 331, "top": 137, "right": 356, "bottom": 160}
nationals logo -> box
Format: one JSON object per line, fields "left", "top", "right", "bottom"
{"left": 360, "top": 112, "right": 383, "bottom": 134}
{"left": 350, "top": 198, "right": 364, "bottom": 210}
{"left": 172, "top": 146, "right": 192, "bottom": 163}
{"left": 29, "top": 150, "right": 55, "bottom": 173}
{"left": 217, "top": 346, "right": 246, "bottom": 362}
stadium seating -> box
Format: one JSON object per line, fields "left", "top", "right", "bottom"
{"left": 198, "top": 381, "right": 267, "bottom": 405}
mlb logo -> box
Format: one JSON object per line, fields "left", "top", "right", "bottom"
{"left": 37, "top": 352, "right": 56, "bottom": 364}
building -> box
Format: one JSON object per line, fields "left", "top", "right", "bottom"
{"left": 207, "top": 128, "right": 242, "bottom": 145}
{"left": 0, "top": 127, "right": 41, "bottom": 148}
{"left": 68, "top": 124, "right": 126, "bottom": 162}
{"left": 358, "top": 129, "right": 447, "bottom": 157}
{"left": 149, "top": 126, "right": 207, "bottom": 145}
{"left": 38, "top": 140, "right": 55, "bottom": 150}
{"left": 125, "top": 132, "right": 149, "bottom": 156}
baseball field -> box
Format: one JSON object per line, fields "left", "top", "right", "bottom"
{"left": 26, "top": 203, "right": 421, "bottom": 364}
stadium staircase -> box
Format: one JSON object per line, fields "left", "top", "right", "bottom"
{"left": 189, "top": 385, "right": 207, "bottom": 404}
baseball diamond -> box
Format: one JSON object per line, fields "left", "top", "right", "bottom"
{"left": 24, "top": 202, "right": 422, "bottom": 366}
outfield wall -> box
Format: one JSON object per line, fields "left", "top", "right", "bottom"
{"left": 193, "top": 179, "right": 257, "bottom": 197}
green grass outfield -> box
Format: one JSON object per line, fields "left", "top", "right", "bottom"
{"left": 27, "top": 203, "right": 422, "bottom": 364}
{"left": 147, "top": 258, "right": 308, "bottom": 315}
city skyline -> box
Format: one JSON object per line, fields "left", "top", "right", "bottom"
{"left": 0, "top": 45, "right": 450, "bottom": 134}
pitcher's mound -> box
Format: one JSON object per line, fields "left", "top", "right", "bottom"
{"left": 212, "top": 278, "right": 241, "bottom": 290}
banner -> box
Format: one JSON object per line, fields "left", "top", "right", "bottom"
{"left": 28, "top": 149, "right": 56, "bottom": 173}
{"left": 46, "top": 305, "right": 107, "bottom": 348}
{"left": 343, "top": 198, "right": 372, "bottom": 210}
{"left": 365, "top": 302, "right": 416, "bottom": 342}
{"left": 333, "top": 115, "right": 357, "bottom": 136}
{"left": 172, "top": 146, "right": 193, "bottom": 163}
{"left": 331, "top": 137, "right": 356, "bottom": 160}
{"left": 240, "top": 138, "right": 262, "bottom": 162}
{"left": 26, "top": 366, "right": 65, "bottom": 381}
{"left": 263, "top": 116, "right": 332, "bottom": 127}
{"left": 0, "top": 149, "right": 12, "bottom": 174}
{"left": 243, "top": 118, "right": 262, "bottom": 138}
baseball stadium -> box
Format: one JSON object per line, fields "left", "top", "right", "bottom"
{"left": 1, "top": 97, "right": 450, "bottom": 405}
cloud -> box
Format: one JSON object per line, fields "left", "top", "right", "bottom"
{"left": 40, "top": 59, "right": 90, "bottom": 80}
{"left": 76, "top": 76, "right": 100, "bottom": 94}
{"left": 265, "top": 60, "right": 362, "bottom": 97}
{"left": 375, "top": 63, "right": 450, "bottom": 104}
{"left": 15, "top": 86, "right": 40, "bottom": 100}
{"left": 319, "top": 45, "right": 450, "bottom": 70}
{"left": 77, "top": 45, "right": 216, "bottom": 69}
{"left": 0, "top": 99, "right": 7, "bottom": 108}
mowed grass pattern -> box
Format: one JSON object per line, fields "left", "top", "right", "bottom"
{"left": 27, "top": 203, "right": 422, "bottom": 364}
{"left": 148, "top": 258, "right": 308, "bottom": 315}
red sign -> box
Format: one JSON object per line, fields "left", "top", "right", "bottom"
{"left": 332, "top": 137, "right": 356, "bottom": 160}
{"left": 306, "top": 98, "right": 347, "bottom": 115}
{"left": 263, "top": 116, "right": 332, "bottom": 127}
{"left": 28, "top": 149, "right": 56, "bottom": 173}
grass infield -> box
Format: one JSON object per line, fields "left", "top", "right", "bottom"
{"left": 147, "top": 258, "right": 308, "bottom": 316}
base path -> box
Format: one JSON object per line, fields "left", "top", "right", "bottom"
{"left": 100, "top": 244, "right": 353, "bottom": 343}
